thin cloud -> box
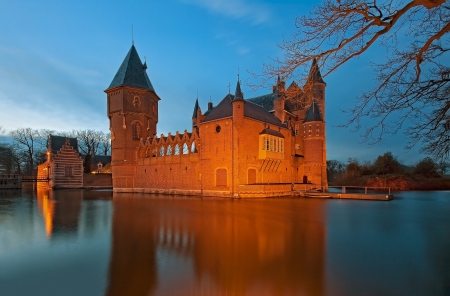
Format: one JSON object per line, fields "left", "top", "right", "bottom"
{"left": 182, "top": 0, "right": 271, "bottom": 25}
{"left": 237, "top": 46, "right": 250, "bottom": 55}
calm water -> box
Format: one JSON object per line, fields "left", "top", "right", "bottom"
{"left": 0, "top": 188, "right": 449, "bottom": 296}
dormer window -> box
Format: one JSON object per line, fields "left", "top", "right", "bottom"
{"left": 259, "top": 128, "right": 285, "bottom": 160}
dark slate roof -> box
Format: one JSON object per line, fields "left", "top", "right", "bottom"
{"left": 244, "top": 100, "right": 284, "bottom": 127}
{"left": 247, "top": 93, "right": 277, "bottom": 111}
{"left": 81, "top": 155, "right": 111, "bottom": 165}
{"left": 92, "top": 155, "right": 111, "bottom": 165}
{"left": 259, "top": 128, "right": 284, "bottom": 138}
{"left": 202, "top": 94, "right": 234, "bottom": 122}
{"left": 307, "top": 58, "right": 325, "bottom": 84}
{"left": 202, "top": 93, "right": 284, "bottom": 127}
{"left": 107, "top": 45, "right": 155, "bottom": 91}
{"left": 50, "top": 135, "right": 78, "bottom": 154}
{"left": 192, "top": 98, "right": 200, "bottom": 118}
{"left": 203, "top": 107, "right": 214, "bottom": 116}
{"left": 234, "top": 80, "right": 244, "bottom": 101}
{"left": 304, "top": 101, "right": 323, "bottom": 122}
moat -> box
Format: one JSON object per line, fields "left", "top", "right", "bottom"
{"left": 0, "top": 188, "right": 449, "bottom": 295}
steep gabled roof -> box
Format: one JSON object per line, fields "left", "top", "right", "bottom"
{"left": 202, "top": 94, "right": 234, "bottom": 123}
{"left": 307, "top": 58, "right": 325, "bottom": 84}
{"left": 49, "top": 135, "right": 78, "bottom": 154}
{"left": 107, "top": 45, "right": 155, "bottom": 91}
{"left": 304, "top": 101, "right": 323, "bottom": 122}
{"left": 201, "top": 93, "right": 284, "bottom": 127}
{"left": 247, "top": 93, "right": 277, "bottom": 111}
{"left": 244, "top": 100, "right": 284, "bottom": 127}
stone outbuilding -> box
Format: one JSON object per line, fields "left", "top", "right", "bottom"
{"left": 37, "top": 135, "right": 83, "bottom": 188}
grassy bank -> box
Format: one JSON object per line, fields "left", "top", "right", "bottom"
{"left": 332, "top": 175, "right": 450, "bottom": 191}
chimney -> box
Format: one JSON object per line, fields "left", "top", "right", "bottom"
{"left": 208, "top": 102, "right": 213, "bottom": 110}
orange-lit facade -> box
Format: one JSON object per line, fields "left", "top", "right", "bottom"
{"left": 106, "top": 45, "right": 327, "bottom": 197}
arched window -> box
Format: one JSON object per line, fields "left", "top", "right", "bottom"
{"left": 160, "top": 146, "right": 165, "bottom": 157}
{"left": 174, "top": 144, "right": 180, "bottom": 155}
{"left": 167, "top": 145, "right": 172, "bottom": 156}
{"left": 190, "top": 142, "right": 197, "bottom": 153}
{"left": 183, "top": 143, "right": 189, "bottom": 154}
{"left": 132, "top": 122, "right": 142, "bottom": 140}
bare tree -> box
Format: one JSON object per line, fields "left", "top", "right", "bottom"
{"left": 99, "top": 132, "right": 111, "bottom": 156}
{"left": 265, "top": 0, "right": 449, "bottom": 159}
{"left": 74, "top": 129, "right": 103, "bottom": 156}
{"left": 9, "top": 128, "right": 42, "bottom": 175}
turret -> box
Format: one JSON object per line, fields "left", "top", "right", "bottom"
{"left": 302, "top": 100, "right": 327, "bottom": 188}
{"left": 232, "top": 78, "right": 245, "bottom": 123}
{"left": 192, "top": 98, "right": 202, "bottom": 127}
{"left": 273, "top": 75, "right": 286, "bottom": 122}
{"left": 306, "top": 58, "right": 326, "bottom": 118}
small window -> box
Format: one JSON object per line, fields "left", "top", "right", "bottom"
{"left": 65, "top": 166, "right": 73, "bottom": 177}
{"left": 295, "top": 124, "right": 299, "bottom": 136}
{"left": 216, "top": 125, "right": 221, "bottom": 133}
{"left": 133, "top": 96, "right": 140, "bottom": 108}
{"left": 132, "top": 122, "right": 142, "bottom": 140}
{"left": 191, "top": 142, "right": 197, "bottom": 153}
{"left": 183, "top": 143, "right": 189, "bottom": 154}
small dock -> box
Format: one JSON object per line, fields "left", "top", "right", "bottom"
{"left": 295, "top": 186, "right": 394, "bottom": 201}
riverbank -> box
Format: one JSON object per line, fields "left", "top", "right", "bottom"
{"left": 332, "top": 174, "right": 450, "bottom": 190}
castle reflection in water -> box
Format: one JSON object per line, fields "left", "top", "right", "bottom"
{"left": 35, "top": 189, "right": 326, "bottom": 295}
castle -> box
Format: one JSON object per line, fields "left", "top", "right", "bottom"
{"left": 106, "top": 45, "right": 327, "bottom": 197}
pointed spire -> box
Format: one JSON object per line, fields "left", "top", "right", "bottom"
{"left": 234, "top": 75, "right": 244, "bottom": 101}
{"left": 107, "top": 45, "right": 155, "bottom": 91}
{"left": 307, "top": 58, "right": 325, "bottom": 84}
{"left": 192, "top": 98, "right": 200, "bottom": 118}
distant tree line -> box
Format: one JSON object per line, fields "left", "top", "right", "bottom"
{"left": 327, "top": 152, "right": 449, "bottom": 188}
{"left": 0, "top": 126, "right": 110, "bottom": 175}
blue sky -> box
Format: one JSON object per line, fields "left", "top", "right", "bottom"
{"left": 0, "top": 0, "right": 423, "bottom": 163}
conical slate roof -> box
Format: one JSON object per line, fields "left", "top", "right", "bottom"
{"left": 192, "top": 98, "right": 200, "bottom": 118}
{"left": 107, "top": 45, "right": 155, "bottom": 91}
{"left": 304, "top": 101, "right": 323, "bottom": 122}
{"left": 307, "top": 58, "right": 325, "bottom": 84}
{"left": 233, "top": 79, "right": 244, "bottom": 101}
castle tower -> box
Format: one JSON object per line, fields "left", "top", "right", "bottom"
{"left": 306, "top": 58, "right": 326, "bottom": 118}
{"left": 105, "top": 45, "right": 160, "bottom": 189}
{"left": 302, "top": 101, "right": 327, "bottom": 188}
{"left": 303, "top": 59, "right": 327, "bottom": 189}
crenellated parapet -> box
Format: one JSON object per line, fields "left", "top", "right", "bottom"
{"left": 138, "top": 129, "right": 200, "bottom": 158}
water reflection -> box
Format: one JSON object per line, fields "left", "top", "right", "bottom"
{"left": 36, "top": 188, "right": 83, "bottom": 238}
{"left": 107, "top": 194, "right": 327, "bottom": 295}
